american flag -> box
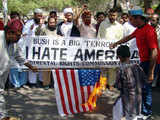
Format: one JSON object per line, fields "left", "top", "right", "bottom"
{"left": 52, "top": 69, "right": 100, "bottom": 116}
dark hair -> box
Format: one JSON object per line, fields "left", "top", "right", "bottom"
{"left": 10, "top": 11, "right": 20, "bottom": 19}
{"left": 116, "top": 45, "right": 130, "bottom": 58}
{"left": 121, "top": 13, "right": 129, "bottom": 17}
{"left": 95, "top": 12, "right": 106, "bottom": 18}
{"left": 48, "top": 16, "right": 56, "bottom": 22}
{"left": 109, "top": 8, "right": 118, "bottom": 13}
{"left": 49, "top": 10, "right": 57, "bottom": 16}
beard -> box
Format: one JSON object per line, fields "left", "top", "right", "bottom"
{"left": 34, "top": 18, "right": 40, "bottom": 24}
{"left": 48, "top": 26, "right": 56, "bottom": 31}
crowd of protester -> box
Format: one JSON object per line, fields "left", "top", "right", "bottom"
{"left": 0, "top": 4, "right": 160, "bottom": 120}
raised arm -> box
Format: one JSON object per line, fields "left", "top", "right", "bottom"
{"left": 73, "top": 5, "right": 88, "bottom": 26}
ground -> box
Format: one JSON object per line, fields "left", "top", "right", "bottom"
{"left": 4, "top": 86, "right": 160, "bottom": 120}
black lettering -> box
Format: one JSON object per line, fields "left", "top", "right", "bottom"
{"left": 42, "top": 47, "right": 50, "bottom": 60}
{"left": 74, "top": 49, "right": 83, "bottom": 61}
{"left": 69, "top": 39, "right": 80, "bottom": 46}
{"left": 53, "top": 39, "right": 59, "bottom": 45}
{"left": 131, "top": 50, "right": 139, "bottom": 59}
{"left": 105, "top": 50, "right": 115, "bottom": 60}
{"left": 84, "top": 49, "right": 95, "bottom": 60}
{"left": 33, "top": 38, "right": 49, "bottom": 45}
{"left": 32, "top": 47, "right": 41, "bottom": 59}
{"left": 26, "top": 46, "right": 28, "bottom": 59}
{"left": 60, "top": 48, "right": 67, "bottom": 60}
{"left": 51, "top": 48, "right": 59, "bottom": 60}
{"left": 96, "top": 50, "right": 104, "bottom": 60}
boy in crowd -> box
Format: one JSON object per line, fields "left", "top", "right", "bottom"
{"left": 115, "top": 45, "right": 146, "bottom": 120}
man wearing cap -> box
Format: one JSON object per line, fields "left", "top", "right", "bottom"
{"left": 23, "top": 8, "right": 44, "bottom": 36}
{"left": 22, "top": 8, "right": 45, "bottom": 87}
{"left": 110, "top": 8, "right": 158, "bottom": 120}
{"left": 57, "top": 7, "right": 80, "bottom": 37}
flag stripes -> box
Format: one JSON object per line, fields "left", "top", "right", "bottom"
{"left": 52, "top": 69, "right": 94, "bottom": 116}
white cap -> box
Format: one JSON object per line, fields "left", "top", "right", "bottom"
{"left": 34, "top": 8, "right": 43, "bottom": 14}
{"left": 63, "top": 8, "right": 73, "bottom": 15}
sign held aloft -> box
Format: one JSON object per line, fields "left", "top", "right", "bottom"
{"left": 20, "top": 36, "right": 139, "bottom": 68}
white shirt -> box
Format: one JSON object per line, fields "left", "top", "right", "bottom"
{"left": 0, "top": 31, "right": 10, "bottom": 75}
{"left": 61, "top": 22, "right": 73, "bottom": 37}
{"left": 22, "top": 19, "right": 45, "bottom": 36}
{"left": 97, "top": 18, "right": 124, "bottom": 42}
{"left": 123, "top": 21, "right": 137, "bottom": 50}
{"left": 7, "top": 43, "right": 27, "bottom": 69}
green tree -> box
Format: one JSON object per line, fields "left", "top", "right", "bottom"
{"left": 0, "top": 0, "right": 79, "bottom": 15}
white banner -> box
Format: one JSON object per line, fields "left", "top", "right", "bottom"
{"left": 20, "top": 36, "right": 139, "bottom": 68}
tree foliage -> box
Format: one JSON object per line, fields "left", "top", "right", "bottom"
{"left": 0, "top": 0, "right": 160, "bottom": 16}
{"left": 0, "top": 0, "right": 78, "bottom": 15}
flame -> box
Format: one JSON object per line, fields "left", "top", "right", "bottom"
{"left": 82, "top": 75, "right": 107, "bottom": 109}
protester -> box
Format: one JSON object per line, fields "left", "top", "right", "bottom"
{"left": 0, "top": 19, "right": 37, "bottom": 120}
{"left": 118, "top": 18, "right": 124, "bottom": 24}
{"left": 57, "top": 7, "right": 80, "bottom": 37}
{"left": 121, "top": 13, "right": 129, "bottom": 24}
{"left": 115, "top": 45, "right": 145, "bottom": 120}
{"left": 123, "top": 12, "right": 137, "bottom": 51}
{"left": 7, "top": 11, "right": 28, "bottom": 89}
{"left": 10, "top": 11, "right": 20, "bottom": 20}
{"left": 77, "top": 10, "right": 97, "bottom": 38}
{"left": 35, "top": 17, "right": 58, "bottom": 90}
{"left": 98, "top": 8, "right": 124, "bottom": 93}
{"left": 95, "top": 12, "right": 106, "bottom": 35}
{"left": 110, "top": 8, "right": 158, "bottom": 120}
{"left": 150, "top": 14, "right": 160, "bottom": 87}
{"left": 22, "top": 8, "right": 45, "bottom": 87}
{"left": 9, "top": 11, "right": 24, "bottom": 25}
{"left": 146, "top": 8, "right": 154, "bottom": 23}
{"left": 49, "top": 10, "right": 57, "bottom": 21}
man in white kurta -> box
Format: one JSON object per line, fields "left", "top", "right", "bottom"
{"left": 22, "top": 8, "right": 45, "bottom": 86}
{"left": 97, "top": 8, "right": 124, "bottom": 92}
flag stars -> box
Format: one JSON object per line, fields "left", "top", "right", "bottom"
{"left": 79, "top": 70, "right": 100, "bottom": 86}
